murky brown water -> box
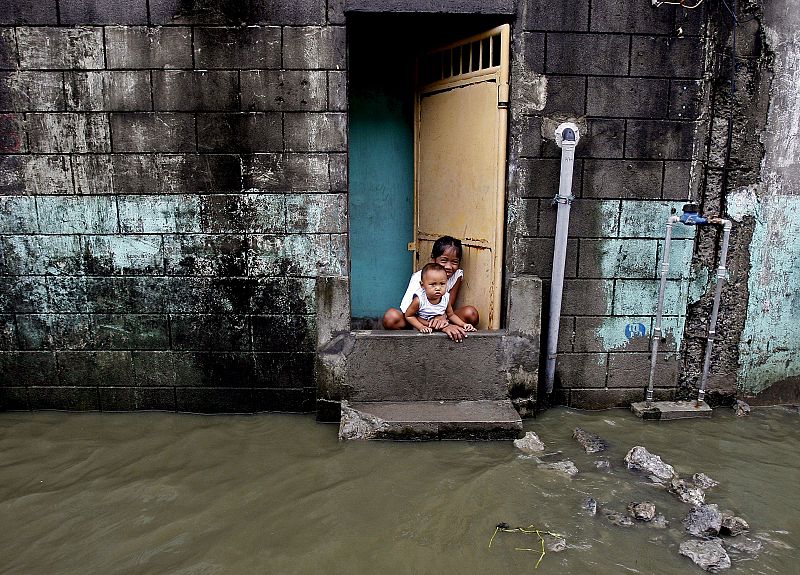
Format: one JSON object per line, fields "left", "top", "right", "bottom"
{"left": 1, "top": 407, "right": 798, "bottom": 574}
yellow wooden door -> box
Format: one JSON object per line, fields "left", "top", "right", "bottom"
{"left": 414, "top": 25, "right": 510, "bottom": 329}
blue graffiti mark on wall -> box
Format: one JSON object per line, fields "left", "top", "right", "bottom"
{"left": 625, "top": 323, "right": 647, "bottom": 340}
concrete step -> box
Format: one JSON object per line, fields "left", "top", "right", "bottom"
{"left": 340, "top": 331, "right": 517, "bottom": 402}
{"left": 339, "top": 399, "right": 523, "bottom": 440}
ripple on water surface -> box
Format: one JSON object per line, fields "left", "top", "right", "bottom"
{"left": 1, "top": 407, "right": 798, "bottom": 574}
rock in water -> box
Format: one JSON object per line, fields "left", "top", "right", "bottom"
{"left": 544, "top": 534, "right": 567, "bottom": 552}
{"left": 734, "top": 400, "right": 751, "bottom": 417}
{"left": 541, "top": 460, "right": 578, "bottom": 476}
{"left": 627, "top": 501, "right": 657, "bottom": 522}
{"left": 724, "top": 536, "right": 763, "bottom": 555}
{"left": 624, "top": 446, "right": 677, "bottom": 483}
{"left": 595, "top": 460, "right": 611, "bottom": 470}
{"left": 683, "top": 504, "right": 723, "bottom": 537}
{"left": 573, "top": 427, "right": 608, "bottom": 453}
{"left": 721, "top": 515, "right": 750, "bottom": 536}
{"left": 670, "top": 477, "right": 706, "bottom": 506}
{"left": 679, "top": 539, "right": 731, "bottom": 572}
{"left": 650, "top": 514, "right": 669, "bottom": 529}
{"left": 602, "top": 509, "right": 635, "bottom": 527}
{"left": 693, "top": 472, "right": 720, "bottom": 489}
{"left": 582, "top": 497, "right": 598, "bottom": 515}
{"left": 514, "top": 431, "right": 546, "bottom": 453}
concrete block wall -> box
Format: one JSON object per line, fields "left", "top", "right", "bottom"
{"left": 506, "top": 0, "right": 706, "bottom": 408}
{"left": 0, "top": 1, "right": 346, "bottom": 412}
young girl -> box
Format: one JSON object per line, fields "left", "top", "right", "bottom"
{"left": 382, "top": 236, "right": 479, "bottom": 341}
{"left": 404, "top": 263, "right": 476, "bottom": 335}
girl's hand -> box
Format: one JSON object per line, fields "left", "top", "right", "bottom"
{"left": 428, "top": 315, "right": 449, "bottom": 330}
{"left": 442, "top": 324, "right": 467, "bottom": 342}
{"left": 463, "top": 323, "right": 476, "bottom": 332}
{"left": 419, "top": 326, "right": 433, "bottom": 334}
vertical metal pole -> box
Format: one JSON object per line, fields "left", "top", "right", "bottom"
{"left": 697, "top": 220, "right": 732, "bottom": 405}
{"left": 544, "top": 124, "right": 579, "bottom": 395}
{"left": 646, "top": 216, "right": 680, "bottom": 405}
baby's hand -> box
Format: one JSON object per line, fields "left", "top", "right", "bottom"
{"left": 463, "top": 323, "right": 476, "bottom": 332}
{"left": 419, "top": 326, "right": 433, "bottom": 334}
{"left": 428, "top": 315, "right": 449, "bottom": 330}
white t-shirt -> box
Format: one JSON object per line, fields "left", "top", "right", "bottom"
{"left": 400, "top": 268, "right": 463, "bottom": 312}
{"left": 415, "top": 290, "right": 450, "bottom": 320}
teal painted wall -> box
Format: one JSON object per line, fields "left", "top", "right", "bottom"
{"left": 348, "top": 36, "right": 414, "bottom": 318}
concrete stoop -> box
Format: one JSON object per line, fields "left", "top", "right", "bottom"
{"left": 315, "top": 276, "right": 542, "bottom": 441}
{"left": 339, "top": 400, "right": 523, "bottom": 440}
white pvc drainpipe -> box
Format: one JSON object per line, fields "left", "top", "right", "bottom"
{"left": 544, "top": 123, "right": 580, "bottom": 396}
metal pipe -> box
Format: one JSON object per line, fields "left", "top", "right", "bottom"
{"left": 544, "top": 123, "right": 580, "bottom": 395}
{"left": 646, "top": 215, "right": 681, "bottom": 405}
{"left": 697, "top": 218, "right": 732, "bottom": 405}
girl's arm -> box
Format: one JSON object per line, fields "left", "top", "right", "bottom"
{"left": 448, "top": 276, "right": 463, "bottom": 308}
{"left": 404, "top": 298, "right": 432, "bottom": 333}
{"left": 446, "top": 302, "right": 476, "bottom": 331}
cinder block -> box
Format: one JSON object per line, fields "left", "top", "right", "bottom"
{"left": 194, "top": 26, "right": 281, "bottom": 68}
{"left": 541, "top": 75, "right": 585, "bottom": 116}
{"left": 28, "top": 112, "right": 110, "bottom": 153}
{"left": 252, "top": 315, "right": 315, "bottom": 352}
{"left": 107, "top": 154, "right": 241, "bottom": 194}
{"left": 242, "top": 153, "right": 330, "bottom": 191}
{"left": 618, "top": 200, "right": 695, "bottom": 238}
{"left": 170, "top": 314, "right": 251, "bottom": 350}
{"left": 542, "top": 118, "right": 624, "bottom": 159}
{"left": 0, "top": 196, "right": 38, "bottom": 233}
{"left": 118, "top": 194, "right": 201, "bottom": 233}
{"left": 590, "top": 0, "right": 674, "bottom": 33}
{"left": 626, "top": 119, "right": 696, "bottom": 160}
{"left": 253, "top": 353, "right": 315, "bottom": 387}
{"left": 0, "top": 28, "right": 17, "bottom": 69}
{"left": 197, "top": 113, "right": 283, "bottom": 153}
{"left": 578, "top": 238, "right": 658, "bottom": 279}
{"left": 518, "top": 32, "right": 545, "bottom": 75}
{"left": 583, "top": 159, "right": 663, "bottom": 199}
{"left": 17, "top": 27, "right": 104, "bottom": 69}
{"left": 513, "top": 237, "right": 578, "bottom": 278}
{"left": 36, "top": 196, "right": 117, "bottom": 234}
{"left": 538, "top": 198, "right": 622, "bottom": 238}
{"left": 285, "top": 112, "right": 346, "bottom": 152}
{"left": 560, "top": 279, "right": 614, "bottom": 315}
{"left": 328, "top": 71, "right": 347, "bottom": 111}
{"left": 569, "top": 388, "right": 674, "bottom": 409}
{"left": 329, "top": 153, "right": 347, "bottom": 191}
{"left": 241, "top": 70, "right": 327, "bottom": 111}
{"left": 173, "top": 352, "right": 258, "bottom": 388}
{"left": 251, "top": 277, "right": 316, "bottom": 315}
{"left": 148, "top": 0, "right": 249, "bottom": 25}
{"left": 573, "top": 316, "right": 653, "bottom": 352}
{"left": 83, "top": 277, "right": 168, "bottom": 313}
{"left": 546, "top": 33, "right": 629, "bottom": 76}
{"left": 669, "top": 80, "right": 703, "bottom": 120}
{"left": 283, "top": 26, "right": 345, "bottom": 70}
{"left": 59, "top": 0, "right": 147, "bottom": 24}
{"left": 516, "top": 157, "right": 583, "bottom": 198}
{"left": 0, "top": 315, "right": 15, "bottom": 348}
{"left": 163, "top": 234, "right": 248, "bottom": 276}
{"left": 71, "top": 155, "right": 113, "bottom": 195}
{"left": 47, "top": 277, "right": 88, "bottom": 312}
{"left": 524, "top": 0, "right": 588, "bottom": 31}
{"left": 110, "top": 113, "right": 196, "bottom": 152}
{"left": 607, "top": 352, "right": 680, "bottom": 388}
{"left": 252, "top": 388, "right": 316, "bottom": 412}
{"left": 65, "top": 71, "right": 152, "bottom": 111}
{"left": 16, "top": 313, "right": 93, "bottom": 350}
{"left": 613, "top": 279, "right": 685, "bottom": 315}
{"left": 250, "top": 0, "right": 326, "bottom": 24}
{"left": 28, "top": 386, "right": 99, "bottom": 410}
{"left": 509, "top": 197, "right": 538, "bottom": 236}
{"left": 199, "top": 194, "right": 285, "bottom": 233}
{"left": 91, "top": 314, "right": 169, "bottom": 349}
{"left": 99, "top": 387, "right": 176, "bottom": 411}
{"left": 631, "top": 36, "right": 703, "bottom": 78}
{"left": 82, "top": 235, "right": 165, "bottom": 276}
{"left": 587, "top": 77, "right": 669, "bottom": 118}
{"left": 0, "top": 235, "right": 83, "bottom": 275}
{"left": 0, "top": 276, "right": 48, "bottom": 312}
{"left": 518, "top": 115, "right": 542, "bottom": 157}
{"left": 56, "top": 351, "right": 134, "bottom": 386}
{"left": 328, "top": 0, "right": 345, "bottom": 24}
{"left": 131, "top": 351, "right": 175, "bottom": 386}
{"left": 346, "top": 0, "right": 514, "bottom": 13}
{"left": 0, "top": 351, "right": 58, "bottom": 385}
{"left": 0, "top": 1, "right": 58, "bottom": 25}
{"left": 175, "top": 387, "right": 255, "bottom": 413}
{"left": 662, "top": 160, "right": 693, "bottom": 199}
{"left": 555, "top": 352, "right": 608, "bottom": 388}
{"left": 0, "top": 113, "right": 27, "bottom": 153}
{"left": 248, "top": 234, "right": 334, "bottom": 276}
{"left": 286, "top": 193, "right": 346, "bottom": 233}
{"left": 105, "top": 26, "right": 192, "bottom": 69}
{"left": 1, "top": 71, "right": 65, "bottom": 111}
{"left": 153, "top": 70, "right": 238, "bottom": 111}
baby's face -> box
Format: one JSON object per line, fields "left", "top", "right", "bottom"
{"left": 433, "top": 246, "right": 460, "bottom": 278}
{"left": 421, "top": 269, "right": 448, "bottom": 301}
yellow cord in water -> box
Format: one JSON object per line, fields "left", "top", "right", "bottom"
{"left": 488, "top": 524, "right": 563, "bottom": 569}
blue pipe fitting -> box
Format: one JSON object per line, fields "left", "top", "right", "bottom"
{"left": 680, "top": 202, "right": 708, "bottom": 226}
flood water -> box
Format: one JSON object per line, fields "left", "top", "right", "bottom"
{"left": 1, "top": 407, "right": 798, "bottom": 574}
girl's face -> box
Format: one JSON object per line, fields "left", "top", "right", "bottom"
{"left": 432, "top": 246, "right": 461, "bottom": 278}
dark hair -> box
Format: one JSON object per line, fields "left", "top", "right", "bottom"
{"left": 431, "top": 236, "right": 463, "bottom": 259}
{"left": 421, "top": 262, "right": 446, "bottom": 280}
